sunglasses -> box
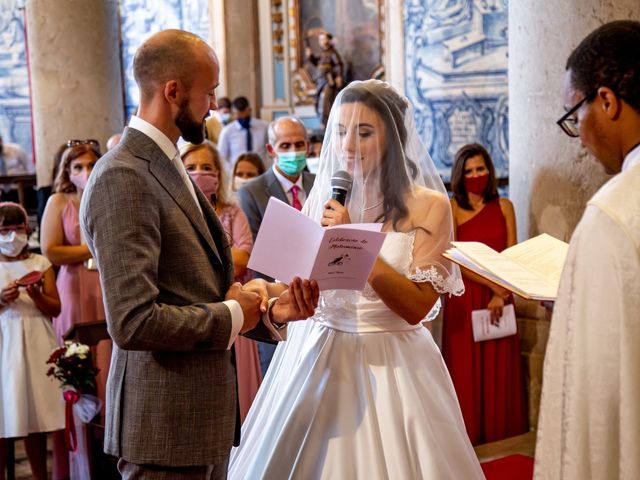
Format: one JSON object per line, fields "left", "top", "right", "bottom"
{"left": 66, "top": 139, "right": 100, "bottom": 149}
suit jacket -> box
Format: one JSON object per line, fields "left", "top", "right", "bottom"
{"left": 80, "top": 127, "right": 271, "bottom": 467}
{"left": 237, "top": 168, "right": 315, "bottom": 281}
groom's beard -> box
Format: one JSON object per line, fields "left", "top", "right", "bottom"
{"left": 176, "top": 97, "right": 206, "bottom": 144}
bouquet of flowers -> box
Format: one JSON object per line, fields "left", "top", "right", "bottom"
{"left": 47, "top": 341, "right": 99, "bottom": 392}
{"left": 46, "top": 340, "right": 102, "bottom": 479}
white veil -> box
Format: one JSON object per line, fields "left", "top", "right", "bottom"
{"left": 303, "top": 80, "right": 464, "bottom": 313}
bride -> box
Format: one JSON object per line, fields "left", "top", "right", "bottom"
{"left": 230, "top": 80, "right": 483, "bottom": 479}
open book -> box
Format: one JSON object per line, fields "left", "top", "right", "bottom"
{"left": 443, "top": 233, "right": 569, "bottom": 301}
{"left": 248, "top": 198, "right": 386, "bottom": 290}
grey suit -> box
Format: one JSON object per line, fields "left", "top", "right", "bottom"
{"left": 236, "top": 168, "right": 314, "bottom": 374}
{"left": 237, "top": 168, "right": 315, "bottom": 254}
{"left": 80, "top": 128, "right": 271, "bottom": 469}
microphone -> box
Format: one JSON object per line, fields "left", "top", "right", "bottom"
{"left": 330, "top": 170, "right": 352, "bottom": 206}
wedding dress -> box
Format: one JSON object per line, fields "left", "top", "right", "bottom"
{"left": 230, "top": 80, "right": 483, "bottom": 479}
{"left": 229, "top": 232, "right": 483, "bottom": 479}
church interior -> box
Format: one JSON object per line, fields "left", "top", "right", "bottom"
{"left": 1, "top": 0, "right": 638, "bottom": 479}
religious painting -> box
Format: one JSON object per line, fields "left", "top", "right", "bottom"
{"left": 290, "top": 0, "right": 384, "bottom": 107}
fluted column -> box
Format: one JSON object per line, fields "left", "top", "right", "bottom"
{"left": 26, "top": 0, "right": 124, "bottom": 187}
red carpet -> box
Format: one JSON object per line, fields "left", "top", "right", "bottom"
{"left": 481, "top": 454, "right": 534, "bottom": 480}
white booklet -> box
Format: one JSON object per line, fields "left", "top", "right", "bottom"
{"left": 248, "top": 197, "right": 387, "bottom": 290}
{"left": 471, "top": 304, "right": 517, "bottom": 342}
{"left": 443, "top": 233, "right": 569, "bottom": 301}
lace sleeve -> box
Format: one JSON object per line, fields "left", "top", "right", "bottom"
{"left": 406, "top": 190, "right": 465, "bottom": 321}
{"left": 408, "top": 266, "right": 465, "bottom": 296}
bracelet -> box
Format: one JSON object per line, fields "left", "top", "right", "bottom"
{"left": 267, "top": 298, "right": 286, "bottom": 330}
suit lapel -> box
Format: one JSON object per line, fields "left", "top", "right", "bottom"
{"left": 124, "top": 128, "right": 223, "bottom": 267}
{"left": 264, "top": 169, "right": 290, "bottom": 205}
{"left": 302, "top": 171, "right": 314, "bottom": 196}
{"left": 193, "top": 185, "right": 234, "bottom": 286}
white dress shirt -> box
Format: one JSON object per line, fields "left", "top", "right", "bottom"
{"left": 272, "top": 165, "right": 307, "bottom": 206}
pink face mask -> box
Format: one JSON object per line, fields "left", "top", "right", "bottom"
{"left": 464, "top": 174, "right": 489, "bottom": 195}
{"left": 69, "top": 170, "right": 90, "bottom": 191}
{"left": 189, "top": 171, "right": 219, "bottom": 202}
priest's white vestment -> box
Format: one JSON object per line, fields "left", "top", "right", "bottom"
{"left": 534, "top": 145, "right": 640, "bottom": 479}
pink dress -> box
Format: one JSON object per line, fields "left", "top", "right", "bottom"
{"left": 219, "top": 203, "right": 262, "bottom": 421}
{"left": 52, "top": 198, "right": 110, "bottom": 405}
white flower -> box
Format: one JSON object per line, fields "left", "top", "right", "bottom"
{"left": 63, "top": 342, "right": 90, "bottom": 358}
{"left": 76, "top": 344, "right": 90, "bottom": 356}
{"left": 64, "top": 343, "right": 78, "bottom": 358}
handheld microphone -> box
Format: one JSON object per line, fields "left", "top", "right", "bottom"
{"left": 330, "top": 170, "right": 352, "bottom": 206}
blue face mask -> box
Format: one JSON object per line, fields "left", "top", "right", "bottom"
{"left": 277, "top": 151, "right": 307, "bottom": 176}
{"left": 220, "top": 112, "right": 231, "bottom": 125}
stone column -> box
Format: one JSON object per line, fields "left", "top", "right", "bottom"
{"left": 26, "top": 0, "right": 124, "bottom": 187}
{"left": 508, "top": 1, "right": 640, "bottom": 428}
{"left": 509, "top": 1, "right": 640, "bottom": 242}
{"left": 223, "top": 0, "right": 261, "bottom": 110}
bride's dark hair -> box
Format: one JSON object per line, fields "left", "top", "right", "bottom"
{"left": 339, "top": 84, "right": 419, "bottom": 231}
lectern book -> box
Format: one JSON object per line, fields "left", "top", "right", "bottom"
{"left": 443, "top": 233, "right": 569, "bottom": 301}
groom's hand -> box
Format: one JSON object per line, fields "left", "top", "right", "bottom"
{"left": 225, "top": 282, "right": 262, "bottom": 332}
{"left": 270, "top": 277, "right": 319, "bottom": 324}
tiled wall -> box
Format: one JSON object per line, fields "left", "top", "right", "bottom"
{"left": 404, "top": 0, "right": 508, "bottom": 180}
{"left": 0, "top": 2, "right": 32, "bottom": 159}
{"left": 119, "top": 0, "right": 210, "bottom": 120}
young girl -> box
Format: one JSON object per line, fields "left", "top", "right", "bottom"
{"left": 0, "top": 202, "right": 64, "bottom": 480}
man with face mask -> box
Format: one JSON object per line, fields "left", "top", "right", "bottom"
{"left": 217, "top": 96, "right": 269, "bottom": 170}
{"left": 237, "top": 115, "right": 316, "bottom": 375}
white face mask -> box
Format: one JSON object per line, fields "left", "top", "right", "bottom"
{"left": 0, "top": 231, "right": 28, "bottom": 257}
{"left": 233, "top": 176, "right": 254, "bottom": 191}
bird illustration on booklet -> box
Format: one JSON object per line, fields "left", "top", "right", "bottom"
{"left": 248, "top": 197, "right": 386, "bottom": 290}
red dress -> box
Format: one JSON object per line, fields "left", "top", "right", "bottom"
{"left": 442, "top": 200, "right": 528, "bottom": 445}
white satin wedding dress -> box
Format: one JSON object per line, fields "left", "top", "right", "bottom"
{"left": 229, "top": 232, "right": 483, "bottom": 479}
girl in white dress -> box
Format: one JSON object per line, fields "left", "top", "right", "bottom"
{"left": 0, "top": 202, "right": 64, "bottom": 479}
{"left": 229, "top": 80, "right": 484, "bottom": 479}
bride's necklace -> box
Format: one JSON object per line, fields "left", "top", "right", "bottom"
{"left": 362, "top": 200, "right": 383, "bottom": 212}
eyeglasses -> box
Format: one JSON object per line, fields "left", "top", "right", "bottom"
{"left": 66, "top": 139, "right": 100, "bottom": 149}
{"left": 556, "top": 88, "right": 598, "bottom": 138}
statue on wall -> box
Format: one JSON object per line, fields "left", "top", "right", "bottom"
{"left": 305, "top": 31, "right": 344, "bottom": 129}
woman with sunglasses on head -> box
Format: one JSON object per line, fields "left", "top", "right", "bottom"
{"left": 443, "top": 143, "right": 527, "bottom": 446}
{"left": 180, "top": 141, "right": 262, "bottom": 421}
{"left": 40, "top": 140, "right": 109, "bottom": 479}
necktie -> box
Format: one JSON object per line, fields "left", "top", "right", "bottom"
{"left": 239, "top": 118, "right": 252, "bottom": 151}
{"left": 290, "top": 185, "right": 302, "bottom": 211}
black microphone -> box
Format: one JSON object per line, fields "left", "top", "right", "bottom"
{"left": 330, "top": 170, "right": 352, "bottom": 206}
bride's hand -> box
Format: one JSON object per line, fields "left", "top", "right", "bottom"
{"left": 321, "top": 199, "right": 351, "bottom": 227}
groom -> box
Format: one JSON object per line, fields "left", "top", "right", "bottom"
{"left": 80, "top": 30, "right": 319, "bottom": 479}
